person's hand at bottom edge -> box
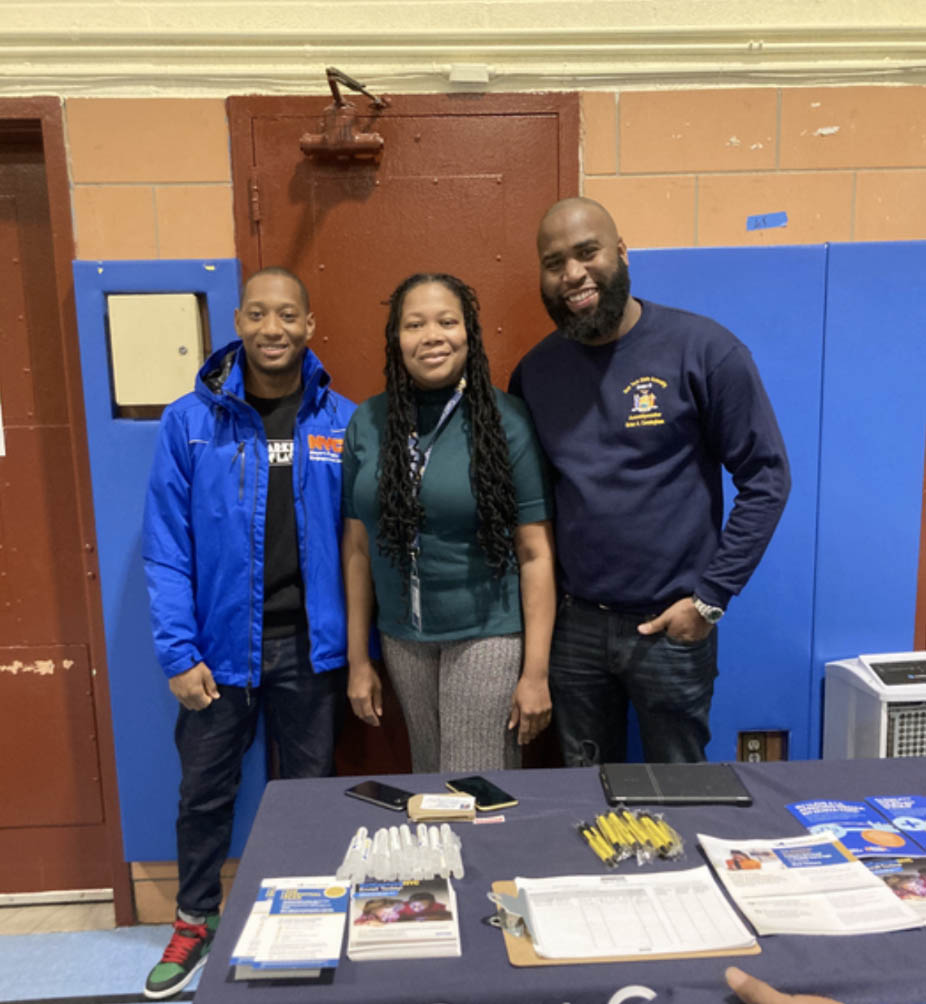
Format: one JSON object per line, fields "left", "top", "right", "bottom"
{"left": 725, "top": 966, "right": 845, "bottom": 1004}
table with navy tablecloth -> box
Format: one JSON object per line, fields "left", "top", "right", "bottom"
{"left": 194, "top": 758, "right": 926, "bottom": 1004}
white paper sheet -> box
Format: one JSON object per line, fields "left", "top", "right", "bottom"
{"left": 699, "top": 832, "right": 924, "bottom": 936}
{"left": 515, "top": 868, "right": 755, "bottom": 959}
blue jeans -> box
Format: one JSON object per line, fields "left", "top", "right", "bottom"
{"left": 174, "top": 633, "right": 346, "bottom": 914}
{"left": 549, "top": 595, "right": 717, "bottom": 765}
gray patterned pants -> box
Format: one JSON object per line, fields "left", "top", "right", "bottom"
{"left": 381, "top": 633, "right": 523, "bottom": 773}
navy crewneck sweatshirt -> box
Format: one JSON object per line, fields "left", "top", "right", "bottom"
{"left": 509, "top": 298, "right": 790, "bottom": 612}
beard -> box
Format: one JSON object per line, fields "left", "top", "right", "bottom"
{"left": 540, "top": 257, "right": 631, "bottom": 344}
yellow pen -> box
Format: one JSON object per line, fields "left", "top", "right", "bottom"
{"left": 617, "top": 807, "right": 650, "bottom": 845}
{"left": 606, "top": 810, "right": 636, "bottom": 848}
{"left": 638, "top": 812, "right": 668, "bottom": 845}
{"left": 595, "top": 813, "right": 619, "bottom": 847}
{"left": 578, "top": 822, "right": 615, "bottom": 866}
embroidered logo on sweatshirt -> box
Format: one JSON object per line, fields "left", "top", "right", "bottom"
{"left": 623, "top": 376, "right": 667, "bottom": 428}
{"left": 307, "top": 434, "right": 343, "bottom": 463}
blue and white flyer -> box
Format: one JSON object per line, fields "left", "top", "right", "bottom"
{"left": 866, "top": 796, "right": 926, "bottom": 852}
{"left": 250, "top": 877, "right": 349, "bottom": 971}
{"left": 786, "top": 798, "right": 922, "bottom": 857}
{"left": 700, "top": 832, "right": 923, "bottom": 936}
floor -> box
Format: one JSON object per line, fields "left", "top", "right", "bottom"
{"left": 0, "top": 902, "right": 199, "bottom": 1002}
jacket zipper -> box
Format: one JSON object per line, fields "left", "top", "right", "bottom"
{"left": 294, "top": 426, "right": 312, "bottom": 655}
{"left": 232, "top": 441, "right": 246, "bottom": 501}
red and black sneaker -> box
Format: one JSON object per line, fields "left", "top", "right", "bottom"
{"left": 144, "top": 913, "right": 219, "bottom": 999}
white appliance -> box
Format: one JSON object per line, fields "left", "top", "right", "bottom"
{"left": 823, "top": 652, "right": 926, "bottom": 758}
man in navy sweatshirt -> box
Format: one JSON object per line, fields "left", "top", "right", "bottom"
{"left": 509, "top": 197, "right": 790, "bottom": 765}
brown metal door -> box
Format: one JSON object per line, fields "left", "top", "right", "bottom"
{"left": 0, "top": 123, "right": 112, "bottom": 892}
{"left": 229, "top": 93, "right": 578, "bottom": 771}
{"left": 229, "top": 93, "right": 578, "bottom": 402}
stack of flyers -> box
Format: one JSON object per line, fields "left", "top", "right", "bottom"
{"left": 347, "top": 877, "right": 461, "bottom": 961}
{"left": 230, "top": 876, "right": 349, "bottom": 981}
{"left": 866, "top": 796, "right": 926, "bottom": 851}
{"left": 787, "top": 799, "right": 923, "bottom": 857}
{"left": 864, "top": 857, "right": 926, "bottom": 915}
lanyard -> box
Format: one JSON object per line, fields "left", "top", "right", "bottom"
{"left": 407, "top": 378, "right": 466, "bottom": 631}
{"left": 407, "top": 379, "right": 465, "bottom": 483}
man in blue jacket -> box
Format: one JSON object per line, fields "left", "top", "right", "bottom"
{"left": 142, "top": 267, "right": 354, "bottom": 999}
{"left": 510, "top": 198, "right": 790, "bottom": 767}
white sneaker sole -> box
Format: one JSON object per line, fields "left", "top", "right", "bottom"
{"left": 143, "top": 953, "right": 207, "bottom": 1000}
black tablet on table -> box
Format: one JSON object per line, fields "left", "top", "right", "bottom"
{"left": 599, "top": 762, "right": 753, "bottom": 807}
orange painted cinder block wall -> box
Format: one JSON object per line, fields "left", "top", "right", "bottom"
{"left": 65, "top": 97, "right": 236, "bottom": 260}
{"left": 63, "top": 86, "right": 926, "bottom": 261}
{"left": 582, "top": 86, "right": 926, "bottom": 249}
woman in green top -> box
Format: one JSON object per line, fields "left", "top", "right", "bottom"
{"left": 341, "top": 273, "right": 556, "bottom": 771}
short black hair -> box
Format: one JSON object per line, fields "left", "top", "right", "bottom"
{"left": 240, "top": 266, "right": 310, "bottom": 312}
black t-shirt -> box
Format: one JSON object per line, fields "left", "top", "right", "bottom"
{"left": 246, "top": 387, "right": 308, "bottom": 639}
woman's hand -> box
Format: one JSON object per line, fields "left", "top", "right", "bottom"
{"left": 508, "top": 674, "right": 552, "bottom": 745}
{"left": 348, "top": 660, "right": 383, "bottom": 726}
{"left": 512, "top": 520, "right": 556, "bottom": 745}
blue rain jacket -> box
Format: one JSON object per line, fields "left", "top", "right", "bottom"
{"left": 143, "top": 341, "right": 354, "bottom": 686}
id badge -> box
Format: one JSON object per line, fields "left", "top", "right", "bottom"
{"left": 410, "top": 567, "right": 423, "bottom": 632}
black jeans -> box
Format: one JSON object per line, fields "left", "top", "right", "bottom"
{"left": 549, "top": 595, "right": 718, "bottom": 765}
{"left": 174, "top": 634, "right": 346, "bottom": 914}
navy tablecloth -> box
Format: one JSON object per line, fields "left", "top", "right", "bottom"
{"left": 194, "top": 758, "right": 926, "bottom": 1004}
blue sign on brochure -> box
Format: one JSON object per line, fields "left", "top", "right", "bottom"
{"left": 788, "top": 798, "right": 924, "bottom": 857}
{"left": 774, "top": 842, "right": 849, "bottom": 868}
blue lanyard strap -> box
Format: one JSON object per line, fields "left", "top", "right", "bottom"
{"left": 406, "top": 378, "right": 466, "bottom": 633}
{"left": 407, "top": 377, "right": 466, "bottom": 486}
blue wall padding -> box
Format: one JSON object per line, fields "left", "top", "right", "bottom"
{"left": 73, "top": 260, "right": 266, "bottom": 861}
{"left": 811, "top": 242, "right": 926, "bottom": 751}
{"left": 74, "top": 245, "right": 925, "bottom": 862}
{"left": 631, "top": 246, "right": 827, "bottom": 759}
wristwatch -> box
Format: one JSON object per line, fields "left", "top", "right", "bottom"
{"left": 692, "top": 595, "right": 724, "bottom": 624}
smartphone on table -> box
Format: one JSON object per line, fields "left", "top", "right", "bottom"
{"left": 445, "top": 775, "right": 518, "bottom": 811}
{"left": 344, "top": 780, "right": 414, "bottom": 812}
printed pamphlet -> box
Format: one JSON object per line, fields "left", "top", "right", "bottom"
{"left": 866, "top": 796, "right": 926, "bottom": 852}
{"left": 786, "top": 798, "right": 922, "bottom": 857}
{"left": 700, "top": 832, "right": 924, "bottom": 936}
{"left": 347, "top": 877, "right": 461, "bottom": 960}
{"left": 864, "top": 856, "right": 926, "bottom": 917}
{"left": 230, "top": 876, "right": 348, "bottom": 980}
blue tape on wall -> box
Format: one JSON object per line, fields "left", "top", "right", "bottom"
{"left": 73, "top": 260, "right": 270, "bottom": 861}
{"left": 631, "top": 246, "right": 826, "bottom": 760}
{"left": 747, "top": 211, "right": 789, "bottom": 231}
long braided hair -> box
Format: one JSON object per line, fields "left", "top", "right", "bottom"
{"left": 376, "top": 273, "right": 518, "bottom": 579}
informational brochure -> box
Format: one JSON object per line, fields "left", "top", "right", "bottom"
{"left": 513, "top": 868, "right": 756, "bottom": 959}
{"left": 864, "top": 856, "right": 926, "bottom": 917}
{"left": 786, "top": 799, "right": 923, "bottom": 857}
{"left": 231, "top": 876, "right": 349, "bottom": 979}
{"left": 347, "top": 877, "right": 461, "bottom": 960}
{"left": 699, "top": 832, "right": 924, "bottom": 936}
{"left": 231, "top": 877, "right": 317, "bottom": 971}
{"left": 866, "top": 796, "right": 926, "bottom": 852}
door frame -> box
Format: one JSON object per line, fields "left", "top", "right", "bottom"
{"left": 227, "top": 92, "right": 580, "bottom": 276}
{"left": 0, "top": 97, "right": 133, "bottom": 925}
